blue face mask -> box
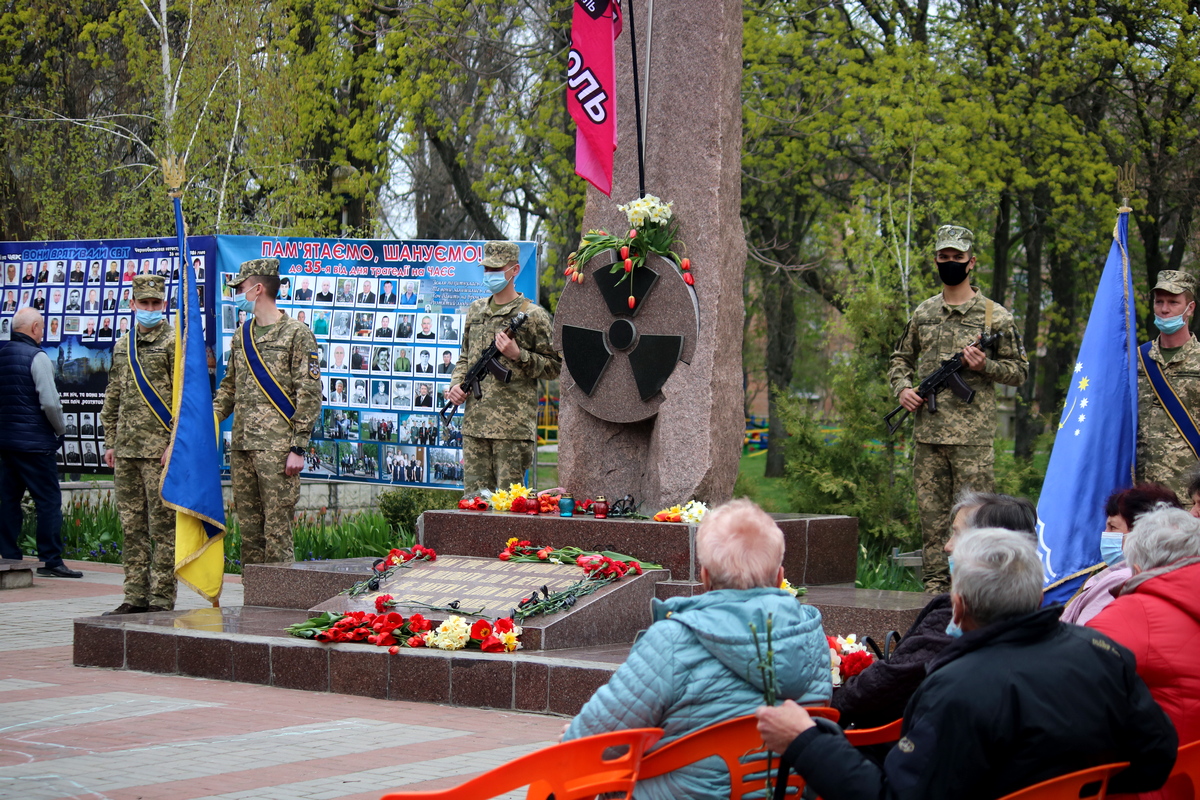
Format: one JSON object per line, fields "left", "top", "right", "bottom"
{"left": 135, "top": 309, "right": 164, "bottom": 328}
{"left": 945, "top": 618, "right": 963, "bottom": 638}
{"left": 1155, "top": 314, "right": 1188, "bottom": 334}
{"left": 1100, "top": 532, "right": 1125, "bottom": 566}
{"left": 482, "top": 268, "right": 512, "bottom": 295}
{"left": 948, "top": 555, "right": 955, "bottom": 576}
{"left": 233, "top": 291, "right": 256, "bottom": 314}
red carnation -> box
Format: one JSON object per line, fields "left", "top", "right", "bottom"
{"left": 479, "top": 634, "right": 505, "bottom": 653}
{"left": 511, "top": 496, "right": 528, "bottom": 513}
{"left": 374, "top": 594, "right": 394, "bottom": 613}
{"left": 470, "top": 619, "right": 493, "bottom": 640}
{"left": 840, "top": 650, "right": 874, "bottom": 679}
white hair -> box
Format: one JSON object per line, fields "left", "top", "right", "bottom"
{"left": 1124, "top": 507, "right": 1200, "bottom": 572}
{"left": 696, "top": 499, "right": 784, "bottom": 590}
{"left": 951, "top": 528, "right": 1043, "bottom": 626}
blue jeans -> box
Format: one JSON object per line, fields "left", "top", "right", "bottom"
{"left": 0, "top": 449, "right": 64, "bottom": 567}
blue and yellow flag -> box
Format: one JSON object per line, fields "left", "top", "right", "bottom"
{"left": 162, "top": 193, "right": 227, "bottom": 604}
{"left": 1037, "top": 209, "right": 1138, "bottom": 605}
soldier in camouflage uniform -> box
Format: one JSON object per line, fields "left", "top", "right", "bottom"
{"left": 1136, "top": 270, "right": 1200, "bottom": 501}
{"left": 101, "top": 274, "right": 176, "bottom": 614}
{"left": 214, "top": 258, "right": 321, "bottom": 565}
{"left": 446, "top": 241, "right": 561, "bottom": 495}
{"left": 889, "top": 225, "right": 1029, "bottom": 592}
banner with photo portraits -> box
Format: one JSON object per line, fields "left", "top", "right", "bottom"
{"left": 214, "top": 236, "right": 538, "bottom": 490}
{"left": 0, "top": 236, "right": 219, "bottom": 474}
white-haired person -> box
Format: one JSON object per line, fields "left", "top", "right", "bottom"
{"left": 562, "top": 499, "right": 831, "bottom": 799}
{"left": 1088, "top": 506, "right": 1200, "bottom": 798}
{"left": 757, "top": 528, "right": 1176, "bottom": 800}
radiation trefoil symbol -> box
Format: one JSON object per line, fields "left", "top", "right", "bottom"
{"left": 554, "top": 249, "right": 698, "bottom": 424}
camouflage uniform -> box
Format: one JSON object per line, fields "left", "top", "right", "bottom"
{"left": 1136, "top": 270, "right": 1200, "bottom": 501}
{"left": 214, "top": 259, "right": 321, "bottom": 565}
{"left": 889, "top": 288, "right": 1028, "bottom": 592}
{"left": 453, "top": 243, "right": 561, "bottom": 495}
{"left": 101, "top": 275, "right": 177, "bottom": 610}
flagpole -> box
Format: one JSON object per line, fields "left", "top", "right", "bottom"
{"left": 626, "top": 0, "right": 646, "bottom": 198}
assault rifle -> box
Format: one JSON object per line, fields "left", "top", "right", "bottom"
{"left": 883, "top": 332, "right": 1000, "bottom": 436}
{"left": 440, "top": 312, "right": 529, "bottom": 427}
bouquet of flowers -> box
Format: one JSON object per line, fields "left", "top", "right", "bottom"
{"left": 343, "top": 545, "right": 438, "bottom": 597}
{"left": 459, "top": 485, "right": 562, "bottom": 514}
{"left": 286, "top": 608, "right": 522, "bottom": 653}
{"left": 828, "top": 634, "right": 875, "bottom": 687}
{"left": 566, "top": 194, "right": 693, "bottom": 309}
{"left": 653, "top": 499, "right": 708, "bottom": 523}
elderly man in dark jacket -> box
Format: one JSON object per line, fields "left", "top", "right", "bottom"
{"left": 758, "top": 528, "right": 1177, "bottom": 800}
{"left": 0, "top": 309, "right": 82, "bottom": 577}
{"left": 833, "top": 492, "right": 1037, "bottom": 727}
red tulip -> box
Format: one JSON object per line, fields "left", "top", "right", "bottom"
{"left": 620, "top": 246, "right": 629, "bottom": 259}
{"left": 684, "top": 272, "right": 695, "bottom": 286}
{"left": 564, "top": 266, "right": 574, "bottom": 277}
{"left": 680, "top": 258, "right": 691, "bottom": 271}
{"left": 628, "top": 296, "right": 636, "bottom": 309}
{"left": 628, "top": 229, "right": 638, "bottom": 238}
{"left": 388, "top": 645, "right": 399, "bottom": 655}
{"left": 624, "top": 258, "right": 632, "bottom": 272}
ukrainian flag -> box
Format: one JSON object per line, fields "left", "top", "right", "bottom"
{"left": 162, "top": 190, "right": 227, "bottom": 604}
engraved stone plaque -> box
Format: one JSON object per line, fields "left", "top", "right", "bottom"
{"left": 311, "top": 555, "right": 582, "bottom": 620}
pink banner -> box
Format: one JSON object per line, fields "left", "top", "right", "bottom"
{"left": 567, "top": 0, "right": 622, "bottom": 196}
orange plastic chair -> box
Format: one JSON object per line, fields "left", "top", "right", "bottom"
{"left": 996, "top": 762, "right": 1130, "bottom": 800}
{"left": 638, "top": 709, "right": 838, "bottom": 800}
{"left": 1161, "top": 739, "right": 1200, "bottom": 799}
{"left": 379, "top": 727, "right": 663, "bottom": 800}
{"left": 843, "top": 718, "right": 903, "bottom": 747}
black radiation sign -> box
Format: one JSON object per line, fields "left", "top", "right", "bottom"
{"left": 553, "top": 249, "right": 698, "bottom": 424}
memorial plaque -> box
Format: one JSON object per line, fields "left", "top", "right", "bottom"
{"left": 311, "top": 555, "right": 583, "bottom": 621}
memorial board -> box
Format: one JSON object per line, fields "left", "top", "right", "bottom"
{"left": 312, "top": 555, "right": 582, "bottom": 621}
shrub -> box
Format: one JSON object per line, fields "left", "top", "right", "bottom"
{"left": 377, "top": 487, "right": 461, "bottom": 541}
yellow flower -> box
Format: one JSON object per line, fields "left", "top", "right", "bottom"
{"left": 499, "top": 630, "right": 522, "bottom": 652}
{"left": 506, "top": 537, "right": 519, "bottom": 548}
{"left": 508, "top": 484, "right": 532, "bottom": 499}
{"left": 780, "top": 578, "right": 798, "bottom": 597}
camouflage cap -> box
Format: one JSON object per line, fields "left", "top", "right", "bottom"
{"left": 1153, "top": 270, "right": 1195, "bottom": 297}
{"left": 482, "top": 241, "right": 520, "bottom": 269}
{"left": 935, "top": 225, "right": 974, "bottom": 253}
{"left": 227, "top": 257, "right": 279, "bottom": 287}
{"left": 131, "top": 274, "right": 166, "bottom": 300}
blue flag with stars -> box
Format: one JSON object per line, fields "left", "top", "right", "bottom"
{"left": 1037, "top": 209, "right": 1138, "bottom": 605}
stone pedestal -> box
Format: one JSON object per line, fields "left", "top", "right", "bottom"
{"left": 556, "top": 0, "right": 747, "bottom": 510}
{"left": 419, "top": 510, "right": 858, "bottom": 586}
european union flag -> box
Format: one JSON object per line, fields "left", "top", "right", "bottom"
{"left": 1037, "top": 209, "right": 1138, "bottom": 605}
{"left": 162, "top": 190, "right": 227, "bottom": 604}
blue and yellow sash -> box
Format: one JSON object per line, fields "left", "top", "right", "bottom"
{"left": 1139, "top": 341, "right": 1200, "bottom": 459}
{"left": 242, "top": 320, "right": 296, "bottom": 425}
{"left": 128, "top": 333, "right": 172, "bottom": 431}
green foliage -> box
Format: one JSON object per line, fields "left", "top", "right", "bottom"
{"left": 856, "top": 544, "right": 923, "bottom": 592}
{"left": 20, "top": 492, "right": 124, "bottom": 563}
{"left": 376, "top": 486, "right": 462, "bottom": 540}
{"left": 781, "top": 272, "right": 922, "bottom": 551}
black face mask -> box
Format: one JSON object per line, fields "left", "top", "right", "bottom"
{"left": 937, "top": 260, "right": 971, "bottom": 286}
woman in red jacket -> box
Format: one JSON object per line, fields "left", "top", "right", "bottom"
{"left": 1088, "top": 506, "right": 1200, "bottom": 800}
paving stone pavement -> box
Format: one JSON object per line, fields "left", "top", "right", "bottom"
{"left": 0, "top": 561, "right": 565, "bottom": 799}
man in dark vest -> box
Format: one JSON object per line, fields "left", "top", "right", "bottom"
{"left": 0, "top": 308, "right": 81, "bottom": 577}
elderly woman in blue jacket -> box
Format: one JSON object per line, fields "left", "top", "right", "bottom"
{"left": 563, "top": 498, "right": 832, "bottom": 799}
